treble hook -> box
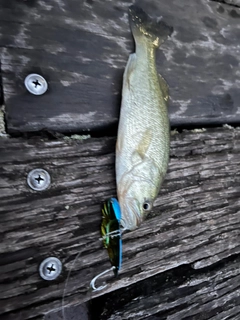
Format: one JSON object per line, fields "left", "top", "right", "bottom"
{"left": 90, "top": 266, "right": 116, "bottom": 291}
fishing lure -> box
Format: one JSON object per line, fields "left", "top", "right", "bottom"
{"left": 90, "top": 198, "right": 122, "bottom": 291}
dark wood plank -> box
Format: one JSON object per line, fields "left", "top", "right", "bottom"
{"left": 0, "top": 126, "right": 240, "bottom": 319}
{"left": 1, "top": 0, "right": 240, "bottom": 133}
{"left": 211, "top": 0, "right": 240, "bottom": 7}
{"left": 88, "top": 256, "right": 240, "bottom": 320}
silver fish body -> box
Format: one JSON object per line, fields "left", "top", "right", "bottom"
{"left": 116, "top": 5, "right": 172, "bottom": 231}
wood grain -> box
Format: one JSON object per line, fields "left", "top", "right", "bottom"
{"left": 0, "top": 127, "right": 240, "bottom": 319}
{"left": 211, "top": 0, "right": 240, "bottom": 7}
{"left": 1, "top": 0, "right": 240, "bottom": 133}
{"left": 89, "top": 255, "right": 240, "bottom": 319}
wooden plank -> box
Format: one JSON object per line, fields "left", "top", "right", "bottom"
{"left": 88, "top": 256, "right": 240, "bottom": 320}
{"left": 1, "top": 0, "right": 240, "bottom": 133}
{"left": 211, "top": 0, "right": 240, "bottom": 7}
{"left": 0, "top": 127, "right": 240, "bottom": 319}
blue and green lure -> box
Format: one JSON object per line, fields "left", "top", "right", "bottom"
{"left": 90, "top": 198, "right": 122, "bottom": 291}
{"left": 101, "top": 198, "right": 122, "bottom": 276}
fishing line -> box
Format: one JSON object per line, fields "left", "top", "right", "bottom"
{"left": 61, "top": 249, "right": 83, "bottom": 320}
{"left": 61, "top": 236, "right": 120, "bottom": 318}
{"left": 61, "top": 237, "right": 97, "bottom": 320}
{"left": 62, "top": 198, "right": 123, "bottom": 317}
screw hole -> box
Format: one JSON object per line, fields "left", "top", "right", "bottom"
{"left": 32, "top": 79, "right": 41, "bottom": 88}
{"left": 35, "top": 175, "right": 44, "bottom": 184}
{"left": 47, "top": 264, "right": 56, "bottom": 274}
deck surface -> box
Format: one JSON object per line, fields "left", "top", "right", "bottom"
{"left": 1, "top": 0, "right": 240, "bottom": 133}
{"left": 0, "top": 127, "right": 240, "bottom": 319}
{"left": 0, "top": 0, "right": 240, "bottom": 319}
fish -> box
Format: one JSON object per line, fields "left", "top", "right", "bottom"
{"left": 101, "top": 198, "right": 122, "bottom": 276}
{"left": 115, "top": 5, "right": 173, "bottom": 231}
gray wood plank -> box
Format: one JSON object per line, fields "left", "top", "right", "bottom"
{"left": 88, "top": 256, "right": 240, "bottom": 320}
{"left": 0, "top": 0, "right": 240, "bottom": 133}
{"left": 0, "top": 126, "right": 240, "bottom": 319}
{"left": 211, "top": 0, "right": 240, "bottom": 7}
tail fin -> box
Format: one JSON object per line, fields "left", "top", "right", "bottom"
{"left": 128, "top": 5, "right": 173, "bottom": 48}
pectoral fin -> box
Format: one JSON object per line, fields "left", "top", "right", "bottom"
{"left": 131, "top": 129, "right": 152, "bottom": 165}
{"left": 158, "top": 74, "right": 169, "bottom": 103}
{"left": 123, "top": 53, "right": 137, "bottom": 89}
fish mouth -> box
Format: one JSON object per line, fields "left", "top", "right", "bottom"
{"left": 120, "top": 198, "right": 143, "bottom": 231}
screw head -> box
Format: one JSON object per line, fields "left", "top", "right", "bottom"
{"left": 24, "top": 74, "right": 48, "bottom": 95}
{"left": 39, "top": 257, "right": 62, "bottom": 281}
{"left": 27, "top": 168, "right": 51, "bottom": 191}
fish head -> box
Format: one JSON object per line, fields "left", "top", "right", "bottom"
{"left": 120, "top": 197, "right": 153, "bottom": 231}
{"left": 119, "top": 180, "right": 156, "bottom": 231}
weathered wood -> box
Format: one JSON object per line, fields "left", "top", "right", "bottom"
{"left": 211, "top": 0, "right": 240, "bottom": 7}
{"left": 1, "top": 0, "right": 240, "bottom": 133}
{"left": 0, "top": 127, "right": 240, "bottom": 319}
{"left": 88, "top": 255, "right": 240, "bottom": 320}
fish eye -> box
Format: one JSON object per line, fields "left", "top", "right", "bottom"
{"left": 142, "top": 201, "right": 152, "bottom": 211}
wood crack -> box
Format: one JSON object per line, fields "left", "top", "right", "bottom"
{"left": 209, "top": 0, "right": 240, "bottom": 8}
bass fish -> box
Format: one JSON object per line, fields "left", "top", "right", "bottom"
{"left": 116, "top": 5, "right": 172, "bottom": 231}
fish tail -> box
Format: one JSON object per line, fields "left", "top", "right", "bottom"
{"left": 128, "top": 5, "right": 173, "bottom": 48}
